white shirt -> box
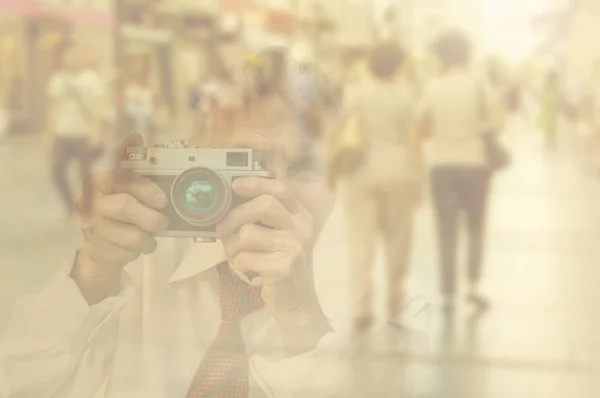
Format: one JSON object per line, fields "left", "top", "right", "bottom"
{"left": 0, "top": 238, "right": 378, "bottom": 398}
{"left": 48, "top": 71, "right": 101, "bottom": 139}
{"left": 416, "top": 70, "right": 494, "bottom": 167}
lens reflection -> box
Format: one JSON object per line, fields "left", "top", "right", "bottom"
{"left": 184, "top": 180, "right": 216, "bottom": 211}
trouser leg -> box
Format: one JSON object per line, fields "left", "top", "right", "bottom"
{"left": 52, "top": 138, "right": 76, "bottom": 214}
{"left": 431, "top": 167, "right": 460, "bottom": 297}
{"left": 380, "top": 182, "right": 416, "bottom": 318}
{"left": 73, "top": 138, "right": 95, "bottom": 214}
{"left": 460, "top": 168, "right": 491, "bottom": 285}
{"left": 344, "top": 178, "right": 379, "bottom": 322}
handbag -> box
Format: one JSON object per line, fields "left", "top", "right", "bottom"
{"left": 326, "top": 115, "right": 366, "bottom": 186}
{"left": 478, "top": 85, "right": 510, "bottom": 172}
{"left": 482, "top": 130, "right": 510, "bottom": 172}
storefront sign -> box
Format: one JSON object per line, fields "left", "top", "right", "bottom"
{"left": 220, "top": 0, "right": 257, "bottom": 13}
{"left": 35, "top": 0, "right": 113, "bottom": 27}
{"left": 266, "top": 10, "right": 295, "bottom": 32}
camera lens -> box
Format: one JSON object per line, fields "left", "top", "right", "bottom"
{"left": 184, "top": 180, "right": 216, "bottom": 211}
{"left": 171, "top": 168, "right": 231, "bottom": 227}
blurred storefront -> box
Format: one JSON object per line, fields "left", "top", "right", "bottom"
{"left": 119, "top": 2, "right": 176, "bottom": 134}
{"left": 0, "top": 0, "right": 114, "bottom": 133}
{"left": 0, "top": 0, "right": 35, "bottom": 132}
{"left": 164, "top": 0, "right": 218, "bottom": 134}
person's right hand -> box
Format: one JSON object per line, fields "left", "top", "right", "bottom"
{"left": 71, "top": 134, "right": 169, "bottom": 305}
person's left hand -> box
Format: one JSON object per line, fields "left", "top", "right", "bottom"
{"left": 216, "top": 176, "right": 330, "bottom": 356}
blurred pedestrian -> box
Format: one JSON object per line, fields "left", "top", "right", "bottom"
{"left": 191, "top": 16, "right": 246, "bottom": 147}
{"left": 46, "top": 40, "right": 104, "bottom": 218}
{"left": 413, "top": 30, "right": 504, "bottom": 312}
{"left": 80, "top": 53, "right": 110, "bottom": 144}
{"left": 124, "top": 54, "right": 156, "bottom": 144}
{"left": 333, "top": 43, "right": 422, "bottom": 331}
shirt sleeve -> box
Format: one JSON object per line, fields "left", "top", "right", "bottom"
{"left": 0, "top": 253, "right": 134, "bottom": 398}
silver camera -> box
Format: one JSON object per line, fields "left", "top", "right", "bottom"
{"left": 121, "top": 141, "right": 273, "bottom": 239}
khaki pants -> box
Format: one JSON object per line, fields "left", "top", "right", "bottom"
{"left": 344, "top": 175, "right": 417, "bottom": 321}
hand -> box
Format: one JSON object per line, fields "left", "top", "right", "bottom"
{"left": 71, "top": 134, "right": 169, "bottom": 305}
{"left": 217, "top": 177, "right": 330, "bottom": 356}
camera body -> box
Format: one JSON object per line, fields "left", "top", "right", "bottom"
{"left": 121, "top": 141, "right": 273, "bottom": 239}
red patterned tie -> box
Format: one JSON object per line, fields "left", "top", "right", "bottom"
{"left": 186, "top": 262, "right": 264, "bottom": 398}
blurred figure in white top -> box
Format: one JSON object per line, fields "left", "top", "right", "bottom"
{"left": 336, "top": 43, "right": 422, "bottom": 332}
{"left": 46, "top": 40, "right": 104, "bottom": 217}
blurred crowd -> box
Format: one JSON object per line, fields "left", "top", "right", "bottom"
{"left": 2, "top": 8, "right": 600, "bottom": 329}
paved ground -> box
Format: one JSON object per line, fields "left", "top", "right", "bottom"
{"left": 1, "top": 123, "right": 599, "bottom": 397}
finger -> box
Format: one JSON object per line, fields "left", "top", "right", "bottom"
{"left": 93, "top": 217, "right": 158, "bottom": 255}
{"left": 95, "top": 193, "right": 169, "bottom": 234}
{"left": 216, "top": 194, "right": 293, "bottom": 235}
{"left": 85, "top": 235, "right": 142, "bottom": 265}
{"left": 231, "top": 177, "right": 301, "bottom": 214}
{"left": 113, "top": 175, "right": 168, "bottom": 210}
{"left": 88, "top": 133, "right": 145, "bottom": 196}
{"left": 223, "top": 224, "right": 298, "bottom": 260}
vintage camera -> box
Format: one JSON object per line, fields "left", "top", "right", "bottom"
{"left": 121, "top": 141, "right": 273, "bottom": 240}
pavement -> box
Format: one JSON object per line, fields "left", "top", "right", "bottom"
{"left": 1, "top": 123, "right": 600, "bottom": 397}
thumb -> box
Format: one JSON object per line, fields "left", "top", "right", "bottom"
{"left": 88, "top": 133, "right": 145, "bottom": 197}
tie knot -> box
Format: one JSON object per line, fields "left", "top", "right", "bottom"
{"left": 217, "top": 262, "right": 264, "bottom": 322}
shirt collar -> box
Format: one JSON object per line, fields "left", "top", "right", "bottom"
{"left": 169, "top": 240, "right": 228, "bottom": 284}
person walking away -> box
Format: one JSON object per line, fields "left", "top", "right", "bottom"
{"left": 413, "top": 30, "right": 504, "bottom": 312}
{"left": 335, "top": 43, "right": 422, "bottom": 331}
{"left": 46, "top": 40, "right": 104, "bottom": 218}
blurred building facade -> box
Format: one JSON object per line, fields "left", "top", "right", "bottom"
{"left": 0, "top": 0, "right": 113, "bottom": 132}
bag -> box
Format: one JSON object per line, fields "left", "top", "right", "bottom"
{"left": 478, "top": 85, "right": 510, "bottom": 172}
{"left": 482, "top": 131, "right": 510, "bottom": 172}
{"left": 326, "top": 116, "right": 366, "bottom": 186}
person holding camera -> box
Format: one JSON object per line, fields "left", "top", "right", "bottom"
{"left": 0, "top": 50, "right": 413, "bottom": 397}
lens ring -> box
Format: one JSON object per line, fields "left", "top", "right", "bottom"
{"left": 171, "top": 168, "right": 231, "bottom": 227}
